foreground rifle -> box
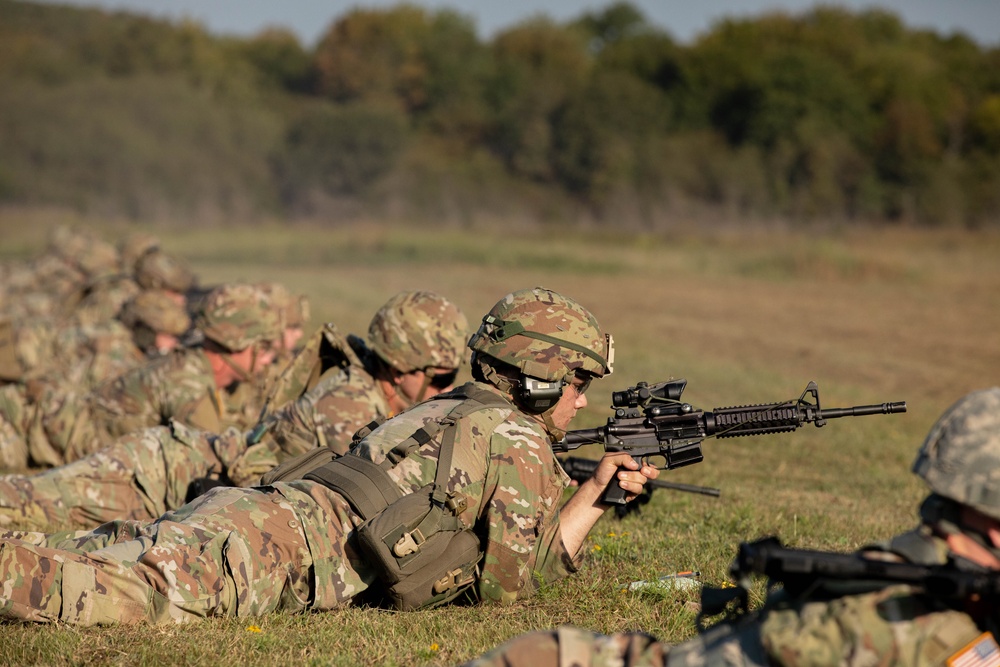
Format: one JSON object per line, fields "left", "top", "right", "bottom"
{"left": 553, "top": 380, "right": 906, "bottom": 505}
{"left": 698, "top": 535, "right": 1000, "bottom": 626}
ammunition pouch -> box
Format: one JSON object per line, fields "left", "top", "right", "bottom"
{"left": 355, "top": 485, "right": 481, "bottom": 610}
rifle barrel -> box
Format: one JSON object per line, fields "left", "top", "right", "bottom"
{"left": 821, "top": 401, "right": 907, "bottom": 419}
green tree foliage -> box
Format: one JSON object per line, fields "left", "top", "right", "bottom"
{"left": 1, "top": 0, "right": 999, "bottom": 226}
{"left": 272, "top": 102, "right": 408, "bottom": 210}
{"left": 236, "top": 27, "right": 316, "bottom": 93}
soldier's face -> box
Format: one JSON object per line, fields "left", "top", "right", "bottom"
{"left": 282, "top": 327, "right": 304, "bottom": 351}
{"left": 397, "top": 367, "right": 456, "bottom": 403}
{"left": 549, "top": 376, "right": 589, "bottom": 431}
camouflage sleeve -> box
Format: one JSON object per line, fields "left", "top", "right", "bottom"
{"left": 265, "top": 368, "right": 388, "bottom": 458}
{"left": 760, "top": 586, "right": 983, "bottom": 666}
{"left": 88, "top": 350, "right": 220, "bottom": 438}
{"left": 85, "top": 361, "right": 162, "bottom": 437}
{"left": 476, "top": 418, "right": 575, "bottom": 603}
{"left": 225, "top": 369, "right": 388, "bottom": 486}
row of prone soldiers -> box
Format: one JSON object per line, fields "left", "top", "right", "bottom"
{"left": 0, "top": 226, "right": 309, "bottom": 472}
{"left": 1, "top": 228, "right": 999, "bottom": 667}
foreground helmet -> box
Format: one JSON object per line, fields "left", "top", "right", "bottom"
{"left": 368, "top": 291, "right": 468, "bottom": 372}
{"left": 194, "top": 284, "right": 281, "bottom": 352}
{"left": 468, "top": 287, "right": 613, "bottom": 383}
{"left": 912, "top": 387, "right": 1000, "bottom": 521}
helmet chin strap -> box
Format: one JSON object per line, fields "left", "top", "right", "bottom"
{"left": 217, "top": 345, "right": 254, "bottom": 386}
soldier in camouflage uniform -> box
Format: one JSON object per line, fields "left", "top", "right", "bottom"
{"left": 0, "top": 287, "right": 658, "bottom": 624}
{"left": 464, "top": 387, "right": 1000, "bottom": 667}
{"left": 0, "top": 291, "right": 468, "bottom": 530}
{"left": 34, "top": 283, "right": 281, "bottom": 466}
{"left": 0, "top": 290, "right": 193, "bottom": 470}
{"left": 0, "top": 227, "right": 120, "bottom": 322}
{"left": 72, "top": 241, "right": 197, "bottom": 329}
{"left": 229, "top": 289, "right": 468, "bottom": 484}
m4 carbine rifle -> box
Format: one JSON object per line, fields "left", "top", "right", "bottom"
{"left": 553, "top": 380, "right": 906, "bottom": 505}
{"left": 728, "top": 536, "right": 1000, "bottom": 602}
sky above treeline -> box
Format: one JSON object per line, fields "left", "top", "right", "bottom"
{"left": 30, "top": 0, "right": 1000, "bottom": 47}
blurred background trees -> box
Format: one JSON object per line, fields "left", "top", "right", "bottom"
{"left": 0, "top": 0, "right": 997, "bottom": 228}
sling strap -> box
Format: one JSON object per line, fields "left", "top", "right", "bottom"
{"left": 302, "top": 384, "right": 511, "bottom": 525}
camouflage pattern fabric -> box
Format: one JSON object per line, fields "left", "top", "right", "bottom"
{"left": 0, "top": 484, "right": 320, "bottom": 624}
{"left": 117, "top": 232, "right": 160, "bottom": 274}
{"left": 346, "top": 381, "right": 580, "bottom": 603}
{"left": 118, "top": 288, "right": 191, "bottom": 337}
{"left": 40, "top": 347, "right": 223, "bottom": 465}
{"left": 0, "top": 380, "right": 580, "bottom": 624}
{"left": 0, "top": 421, "right": 240, "bottom": 530}
{"left": 70, "top": 275, "right": 141, "bottom": 328}
{"left": 463, "top": 531, "right": 996, "bottom": 667}
{"left": 0, "top": 385, "right": 32, "bottom": 471}
{"left": 368, "top": 290, "right": 468, "bottom": 372}
{"left": 227, "top": 358, "right": 391, "bottom": 486}
{"left": 133, "top": 248, "right": 196, "bottom": 293}
{"left": 912, "top": 387, "right": 1000, "bottom": 521}
{"left": 468, "top": 287, "right": 612, "bottom": 382}
{"left": 0, "top": 342, "right": 388, "bottom": 530}
{"left": 194, "top": 283, "right": 280, "bottom": 352}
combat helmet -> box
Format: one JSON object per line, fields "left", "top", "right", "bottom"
{"left": 257, "top": 282, "right": 311, "bottom": 330}
{"left": 468, "top": 286, "right": 613, "bottom": 390}
{"left": 118, "top": 232, "right": 161, "bottom": 272}
{"left": 367, "top": 291, "right": 468, "bottom": 373}
{"left": 134, "top": 248, "right": 196, "bottom": 293}
{"left": 119, "top": 289, "right": 191, "bottom": 337}
{"left": 912, "top": 387, "right": 1000, "bottom": 521}
{"left": 194, "top": 284, "right": 281, "bottom": 352}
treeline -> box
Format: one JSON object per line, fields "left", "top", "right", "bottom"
{"left": 1, "top": 0, "right": 999, "bottom": 227}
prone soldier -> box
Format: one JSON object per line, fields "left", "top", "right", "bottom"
{"left": 0, "top": 286, "right": 658, "bottom": 624}
{"left": 0, "top": 290, "right": 468, "bottom": 531}
{"left": 35, "top": 282, "right": 281, "bottom": 465}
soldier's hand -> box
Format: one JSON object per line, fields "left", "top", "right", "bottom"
{"left": 593, "top": 452, "right": 659, "bottom": 504}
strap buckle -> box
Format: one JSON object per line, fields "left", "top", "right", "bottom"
{"left": 392, "top": 529, "right": 425, "bottom": 557}
{"left": 432, "top": 567, "right": 475, "bottom": 594}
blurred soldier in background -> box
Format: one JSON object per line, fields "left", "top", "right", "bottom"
{"left": 0, "top": 291, "right": 467, "bottom": 530}
{"left": 0, "top": 290, "right": 192, "bottom": 470}
{"left": 35, "top": 282, "right": 281, "bottom": 465}
{"left": 463, "top": 388, "right": 1000, "bottom": 667}
{"left": 0, "top": 287, "right": 657, "bottom": 625}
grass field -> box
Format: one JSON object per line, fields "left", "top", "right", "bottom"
{"left": 1, "top": 214, "right": 999, "bottom": 665}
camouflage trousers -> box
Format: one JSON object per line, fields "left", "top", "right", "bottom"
{"left": 0, "top": 480, "right": 374, "bottom": 625}
{"left": 0, "top": 421, "right": 244, "bottom": 531}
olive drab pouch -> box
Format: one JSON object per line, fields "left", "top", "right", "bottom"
{"left": 258, "top": 417, "right": 385, "bottom": 485}
{"left": 259, "top": 444, "right": 340, "bottom": 486}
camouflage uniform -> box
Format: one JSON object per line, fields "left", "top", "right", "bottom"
{"left": 0, "top": 332, "right": 388, "bottom": 530}
{"left": 464, "top": 388, "right": 1000, "bottom": 667}
{"left": 0, "top": 288, "right": 614, "bottom": 624}
{"left": 34, "top": 283, "right": 280, "bottom": 466}
{"left": 0, "top": 290, "right": 193, "bottom": 470}
{"left": 0, "top": 380, "right": 580, "bottom": 624}
{"left": 0, "top": 291, "right": 467, "bottom": 529}
{"left": 0, "top": 228, "right": 120, "bottom": 322}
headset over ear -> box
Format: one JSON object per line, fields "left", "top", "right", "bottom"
{"left": 518, "top": 376, "right": 565, "bottom": 413}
